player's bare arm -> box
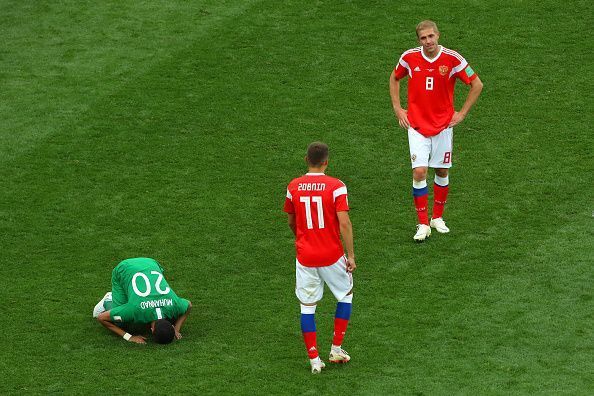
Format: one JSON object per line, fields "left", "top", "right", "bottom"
{"left": 389, "top": 70, "right": 410, "bottom": 129}
{"left": 96, "top": 311, "right": 147, "bottom": 344}
{"left": 337, "top": 211, "right": 356, "bottom": 272}
{"left": 173, "top": 301, "right": 192, "bottom": 340}
{"left": 449, "top": 76, "right": 484, "bottom": 127}
{"left": 287, "top": 213, "right": 297, "bottom": 236}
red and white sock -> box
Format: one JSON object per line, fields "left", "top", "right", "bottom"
{"left": 433, "top": 175, "right": 449, "bottom": 219}
{"left": 413, "top": 179, "right": 429, "bottom": 225}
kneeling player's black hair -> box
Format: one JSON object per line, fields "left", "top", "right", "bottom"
{"left": 153, "top": 319, "right": 175, "bottom": 344}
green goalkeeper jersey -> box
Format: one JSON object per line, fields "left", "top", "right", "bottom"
{"left": 109, "top": 257, "right": 190, "bottom": 324}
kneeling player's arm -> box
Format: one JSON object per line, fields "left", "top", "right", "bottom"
{"left": 174, "top": 301, "right": 192, "bottom": 338}
{"left": 96, "top": 311, "right": 146, "bottom": 344}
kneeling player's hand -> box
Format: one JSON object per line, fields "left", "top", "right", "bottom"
{"left": 130, "top": 335, "right": 147, "bottom": 344}
{"left": 175, "top": 331, "right": 182, "bottom": 340}
{"left": 346, "top": 257, "right": 356, "bottom": 273}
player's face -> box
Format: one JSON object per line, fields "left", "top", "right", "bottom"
{"left": 417, "top": 28, "right": 440, "bottom": 56}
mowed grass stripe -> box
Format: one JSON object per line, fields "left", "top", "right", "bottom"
{"left": 0, "top": 0, "right": 258, "bottom": 163}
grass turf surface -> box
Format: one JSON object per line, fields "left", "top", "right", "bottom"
{"left": 1, "top": 0, "right": 592, "bottom": 393}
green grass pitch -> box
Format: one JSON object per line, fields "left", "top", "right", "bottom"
{"left": 1, "top": 0, "right": 592, "bottom": 393}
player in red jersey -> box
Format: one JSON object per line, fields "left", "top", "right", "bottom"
{"left": 284, "top": 142, "right": 356, "bottom": 374}
{"left": 390, "top": 20, "right": 483, "bottom": 241}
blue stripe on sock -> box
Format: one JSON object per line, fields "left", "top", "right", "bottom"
{"left": 300, "top": 314, "right": 316, "bottom": 332}
{"left": 412, "top": 186, "right": 429, "bottom": 197}
{"left": 335, "top": 302, "right": 352, "bottom": 320}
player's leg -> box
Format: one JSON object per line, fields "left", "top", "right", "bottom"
{"left": 319, "top": 256, "right": 353, "bottom": 363}
{"left": 431, "top": 168, "right": 450, "bottom": 232}
{"left": 429, "top": 128, "right": 453, "bottom": 233}
{"left": 408, "top": 128, "right": 432, "bottom": 242}
{"left": 295, "top": 259, "right": 325, "bottom": 373}
{"left": 110, "top": 262, "right": 129, "bottom": 307}
{"left": 329, "top": 292, "right": 352, "bottom": 363}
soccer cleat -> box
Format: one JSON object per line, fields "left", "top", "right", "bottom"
{"left": 92, "top": 292, "right": 112, "bottom": 318}
{"left": 430, "top": 217, "right": 450, "bottom": 233}
{"left": 310, "top": 357, "right": 326, "bottom": 374}
{"left": 329, "top": 347, "right": 351, "bottom": 364}
{"left": 413, "top": 224, "right": 431, "bottom": 242}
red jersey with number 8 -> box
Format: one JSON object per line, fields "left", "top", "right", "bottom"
{"left": 394, "top": 46, "right": 478, "bottom": 137}
{"left": 284, "top": 173, "right": 349, "bottom": 267}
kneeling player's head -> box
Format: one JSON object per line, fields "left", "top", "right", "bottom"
{"left": 306, "top": 141, "right": 329, "bottom": 167}
{"left": 153, "top": 319, "right": 175, "bottom": 344}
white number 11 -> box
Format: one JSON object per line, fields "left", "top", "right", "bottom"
{"left": 300, "top": 196, "right": 324, "bottom": 229}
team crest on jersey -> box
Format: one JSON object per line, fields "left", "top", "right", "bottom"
{"left": 439, "top": 65, "right": 449, "bottom": 76}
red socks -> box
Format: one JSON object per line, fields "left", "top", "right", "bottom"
{"left": 413, "top": 180, "right": 429, "bottom": 225}
{"left": 433, "top": 175, "right": 449, "bottom": 219}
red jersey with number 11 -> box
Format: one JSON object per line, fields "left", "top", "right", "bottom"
{"left": 284, "top": 173, "right": 349, "bottom": 267}
{"left": 394, "top": 46, "right": 478, "bottom": 137}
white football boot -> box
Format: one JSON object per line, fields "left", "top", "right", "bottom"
{"left": 430, "top": 217, "right": 450, "bottom": 233}
{"left": 329, "top": 346, "right": 351, "bottom": 364}
{"left": 310, "top": 357, "right": 326, "bottom": 374}
{"left": 92, "top": 292, "right": 112, "bottom": 318}
{"left": 413, "top": 224, "right": 431, "bottom": 242}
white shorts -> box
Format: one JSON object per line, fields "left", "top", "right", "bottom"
{"left": 408, "top": 127, "right": 453, "bottom": 169}
{"left": 295, "top": 256, "right": 353, "bottom": 304}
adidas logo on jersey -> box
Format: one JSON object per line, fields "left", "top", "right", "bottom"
{"left": 414, "top": 66, "right": 421, "bottom": 72}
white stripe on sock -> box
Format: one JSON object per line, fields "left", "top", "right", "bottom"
{"left": 434, "top": 175, "right": 449, "bottom": 186}
{"left": 300, "top": 304, "right": 317, "bottom": 314}
{"left": 413, "top": 179, "right": 427, "bottom": 189}
{"left": 339, "top": 294, "right": 353, "bottom": 303}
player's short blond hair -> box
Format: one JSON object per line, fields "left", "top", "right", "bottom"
{"left": 416, "top": 20, "right": 439, "bottom": 37}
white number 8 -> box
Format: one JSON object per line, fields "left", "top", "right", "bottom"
{"left": 426, "top": 77, "right": 434, "bottom": 90}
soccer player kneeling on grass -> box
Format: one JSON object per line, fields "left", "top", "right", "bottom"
{"left": 284, "top": 142, "right": 357, "bottom": 374}
{"left": 93, "top": 257, "right": 192, "bottom": 344}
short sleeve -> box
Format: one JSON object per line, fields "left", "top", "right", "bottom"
{"left": 175, "top": 298, "right": 190, "bottom": 317}
{"left": 454, "top": 60, "right": 477, "bottom": 85}
{"left": 110, "top": 304, "right": 134, "bottom": 323}
{"left": 333, "top": 183, "right": 349, "bottom": 212}
{"left": 394, "top": 54, "right": 410, "bottom": 80}
{"left": 283, "top": 188, "right": 295, "bottom": 213}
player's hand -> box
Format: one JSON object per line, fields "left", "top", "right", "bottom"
{"left": 396, "top": 108, "right": 410, "bottom": 129}
{"left": 129, "top": 335, "right": 147, "bottom": 344}
{"left": 175, "top": 330, "right": 182, "bottom": 340}
{"left": 449, "top": 111, "right": 466, "bottom": 127}
{"left": 346, "top": 257, "right": 356, "bottom": 273}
